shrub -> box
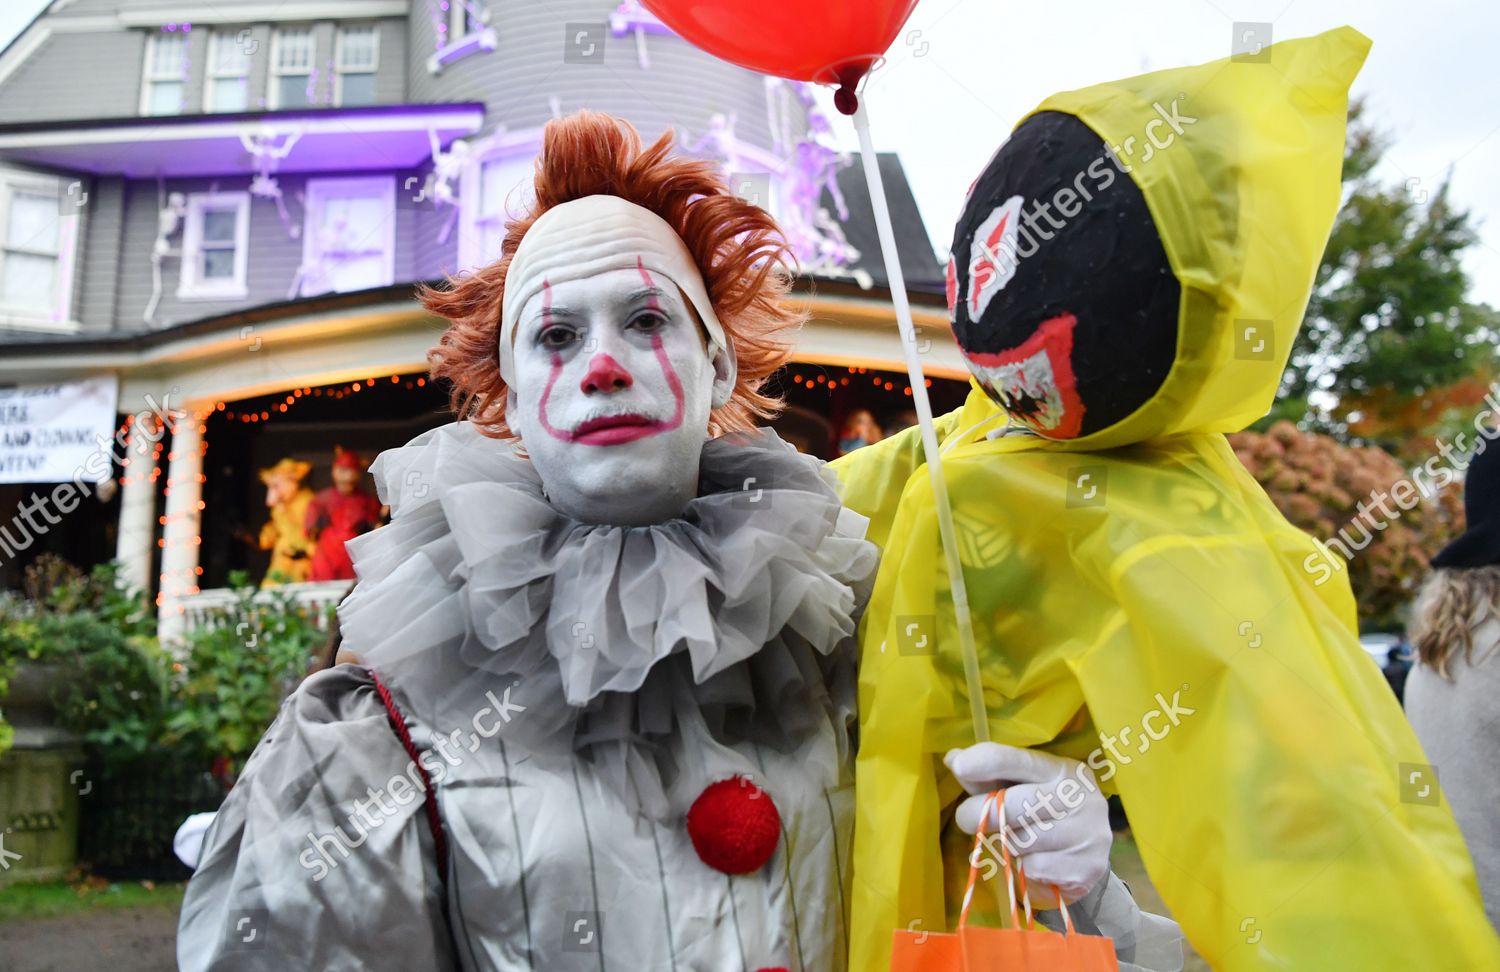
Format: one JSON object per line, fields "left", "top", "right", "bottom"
{"left": 1230, "top": 422, "right": 1463, "bottom": 627}
{"left": 162, "top": 571, "right": 328, "bottom": 777}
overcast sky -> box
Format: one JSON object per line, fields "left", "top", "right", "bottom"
{"left": 4, "top": 0, "right": 1497, "bottom": 306}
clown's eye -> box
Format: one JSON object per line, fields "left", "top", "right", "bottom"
{"left": 538, "top": 325, "right": 578, "bottom": 349}
{"left": 628, "top": 311, "right": 667, "bottom": 333}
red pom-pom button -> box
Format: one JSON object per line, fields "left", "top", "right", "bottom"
{"left": 686, "top": 775, "right": 781, "bottom": 875}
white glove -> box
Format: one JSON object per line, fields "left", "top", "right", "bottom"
{"left": 944, "top": 742, "right": 1111, "bottom": 907}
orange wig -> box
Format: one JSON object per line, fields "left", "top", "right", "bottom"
{"left": 423, "top": 110, "right": 805, "bottom": 439}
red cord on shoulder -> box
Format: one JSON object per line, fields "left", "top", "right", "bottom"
{"left": 370, "top": 668, "right": 448, "bottom": 885}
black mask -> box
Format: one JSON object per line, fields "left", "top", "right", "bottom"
{"left": 946, "top": 112, "right": 1181, "bottom": 439}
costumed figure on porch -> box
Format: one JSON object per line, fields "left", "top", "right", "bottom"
{"left": 304, "top": 446, "right": 382, "bottom": 582}
{"left": 256, "top": 458, "right": 314, "bottom": 586}
{"left": 833, "top": 27, "right": 1500, "bottom": 970}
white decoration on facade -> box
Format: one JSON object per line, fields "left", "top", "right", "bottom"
{"left": 144, "top": 188, "right": 187, "bottom": 324}
{"left": 764, "top": 78, "right": 862, "bottom": 282}
{"left": 426, "top": 0, "right": 497, "bottom": 74}
{"left": 239, "top": 129, "right": 304, "bottom": 240}
{"left": 689, "top": 113, "right": 741, "bottom": 171}
{"left": 609, "top": 1, "right": 673, "bottom": 70}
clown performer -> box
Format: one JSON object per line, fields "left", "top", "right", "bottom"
{"left": 176, "top": 111, "right": 1174, "bottom": 971}
{"left": 256, "top": 458, "right": 314, "bottom": 586}
{"left": 833, "top": 27, "right": 1500, "bottom": 970}
{"left": 304, "top": 446, "right": 383, "bottom": 582}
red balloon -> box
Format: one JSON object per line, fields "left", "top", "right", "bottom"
{"left": 643, "top": 0, "right": 921, "bottom": 113}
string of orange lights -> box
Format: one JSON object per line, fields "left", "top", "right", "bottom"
{"left": 216, "top": 375, "right": 430, "bottom": 424}
{"left": 788, "top": 365, "right": 934, "bottom": 398}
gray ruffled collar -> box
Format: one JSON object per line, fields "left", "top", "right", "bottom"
{"left": 338, "top": 422, "right": 876, "bottom": 816}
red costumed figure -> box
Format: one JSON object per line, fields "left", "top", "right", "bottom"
{"left": 304, "top": 447, "right": 382, "bottom": 582}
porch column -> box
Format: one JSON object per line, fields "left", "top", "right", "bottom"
{"left": 114, "top": 415, "right": 159, "bottom": 596}
{"left": 157, "top": 413, "right": 205, "bottom": 646}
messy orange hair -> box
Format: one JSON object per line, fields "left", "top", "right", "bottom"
{"left": 423, "top": 110, "right": 804, "bottom": 439}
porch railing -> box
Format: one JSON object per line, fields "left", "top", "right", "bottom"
{"left": 177, "top": 580, "right": 353, "bottom": 634}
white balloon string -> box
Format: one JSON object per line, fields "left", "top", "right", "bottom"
{"left": 850, "top": 99, "right": 989, "bottom": 745}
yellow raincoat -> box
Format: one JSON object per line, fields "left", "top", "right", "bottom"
{"left": 833, "top": 27, "right": 1500, "bottom": 970}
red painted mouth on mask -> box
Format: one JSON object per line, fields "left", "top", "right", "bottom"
{"left": 570, "top": 413, "right": 665, "bottom": 445}
{"left": 960, "top": 312, "right": 1084, "bottom": 439}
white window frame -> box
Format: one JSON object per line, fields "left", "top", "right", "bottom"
{"left": 449, "top": 1, "right": 472, "bottom": 39}
{"left": 457, "top": 130, "right": 542, "bottom": 271}
{"left": 178, "top": 191, "right": 250, "bottom": 300}
{"left": 333, "top": 25, "right": 380, "bottom": 107}
{"left": 299, "top": 175, "right": 396, "bottom": 296}
{"left": 0, "top": 167, "right": 81, "bottom": 331}
{"left": 428, "top": 0, "right": 495, "bottom": 73}
{"left": 268, "top": 28, "right": 316, "bottom": 110}
{"left": 139, "top": 31, "right": 189, "bottom": 116}
{"left": 203, "top": 29, "right": 253, "bottom": 113}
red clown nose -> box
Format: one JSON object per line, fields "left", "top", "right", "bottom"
{"left": 580, "top": 352, "right": 633, "bottom": 394}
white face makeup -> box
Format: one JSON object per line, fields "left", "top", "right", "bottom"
{"left": 507, "top": 264, "right": 734, "bottom": 526}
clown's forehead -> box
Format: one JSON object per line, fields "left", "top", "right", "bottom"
{"left": 521, "top": 267, "right": 684, "bottom": 326}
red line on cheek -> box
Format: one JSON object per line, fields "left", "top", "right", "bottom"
{"left": 638, "top": 259, "right": 685, "bottom": 430}
{"left": 533, "top": 278, "right": 575, "bottom": 442}
{"left": 653, "top": 334, "right": 685, "bottom": 431}
{"left": 537, "top": 352, "right": 574, "bottom": 441}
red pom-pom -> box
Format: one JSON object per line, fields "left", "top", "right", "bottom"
{"left": 686, "top": 776, "right": 781, "bottom": 875}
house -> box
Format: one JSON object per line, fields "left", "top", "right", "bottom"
{"left": 0, "top": 0, "right": 964, "bottom": 633}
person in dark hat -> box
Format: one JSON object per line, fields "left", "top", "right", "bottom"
{"left": 1406, "top": 434, "right": 1500, "bottom": 929}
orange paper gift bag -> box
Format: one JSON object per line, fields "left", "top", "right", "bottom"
{"left": 890, "top": 791, "right": 1120, "bottom": 971}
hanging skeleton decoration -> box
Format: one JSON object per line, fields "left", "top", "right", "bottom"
{"left": 239, "top": 129, "right": 303, "bottom": 240}
{"left": 689, "top": 112, "right": 741, "bottom": 171}
{"left": 143, "top": 187, "right": 188, "bottom": 325}
{"left": 764, "top": 78, "right": 862, "bottom": 282}
{"left": 427, "top": 128, "right": 470, "bottom": 245}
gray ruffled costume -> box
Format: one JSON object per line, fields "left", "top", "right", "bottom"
{"left": 179, "top": 424, "right": 877, "bottom": 971}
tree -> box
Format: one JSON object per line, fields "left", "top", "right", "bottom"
{"left": 1272, "top": 99, "right": 1500, "bottom": 456}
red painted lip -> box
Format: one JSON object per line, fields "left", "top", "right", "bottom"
{"left": 570, "top": 413, "right": 664, "bottom": 445}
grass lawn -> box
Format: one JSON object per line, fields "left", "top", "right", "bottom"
{"left": 0, "top": 876, "right": 185, "bottom": 923}
{"left": 1111, "top": 832, "right": 1211, "bottom": 972}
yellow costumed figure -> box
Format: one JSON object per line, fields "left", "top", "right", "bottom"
{"left": 257, "top": 458, "right": 314, "bottom": 586}
{"left": 834, "top": 27, "right": 1500, "bottom": 970}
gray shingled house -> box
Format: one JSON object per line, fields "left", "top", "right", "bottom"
{"left": 0, "top": 0, "right": 962, "bottom": 632}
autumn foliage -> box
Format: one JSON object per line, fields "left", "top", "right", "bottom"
{"left": 1230, "top": 421, "right": 1463, "bottom": 625}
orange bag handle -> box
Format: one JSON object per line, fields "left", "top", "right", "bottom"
{"left": 959, "top": 789, "right": 1078, "bottom": 935}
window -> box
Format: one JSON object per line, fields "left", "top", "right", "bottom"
{"left": 299, "top": 177, "right": 395, "bottom": 296}
{"left": 270, "top": 29, "right": 315, "bottom": 109}
{"left": 448, "top": 0, "right": 482, "bottom": 40}
{"left": 179, "top": 192, "right": 250, "bottom": 300}
{"left": 429, "top": 0, "right": 495, "bottom": 72}
{"left": 142, "top": 32, "right": 187, "bottom": 116}
{"left": 335, "top": 26, "right": 379, "bottom": 106}
{"left": 0, "top": 171, "right": 80, "bottom": 325}
{"left": 205, "top": 30, "right": 252, "bottom": 112}
{"left": 458, "top": 138, "right": 539, "bottom": 270}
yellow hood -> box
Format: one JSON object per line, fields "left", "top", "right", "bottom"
{"left": 1018, "top": 26, "right": 1369, "bottom": 449}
